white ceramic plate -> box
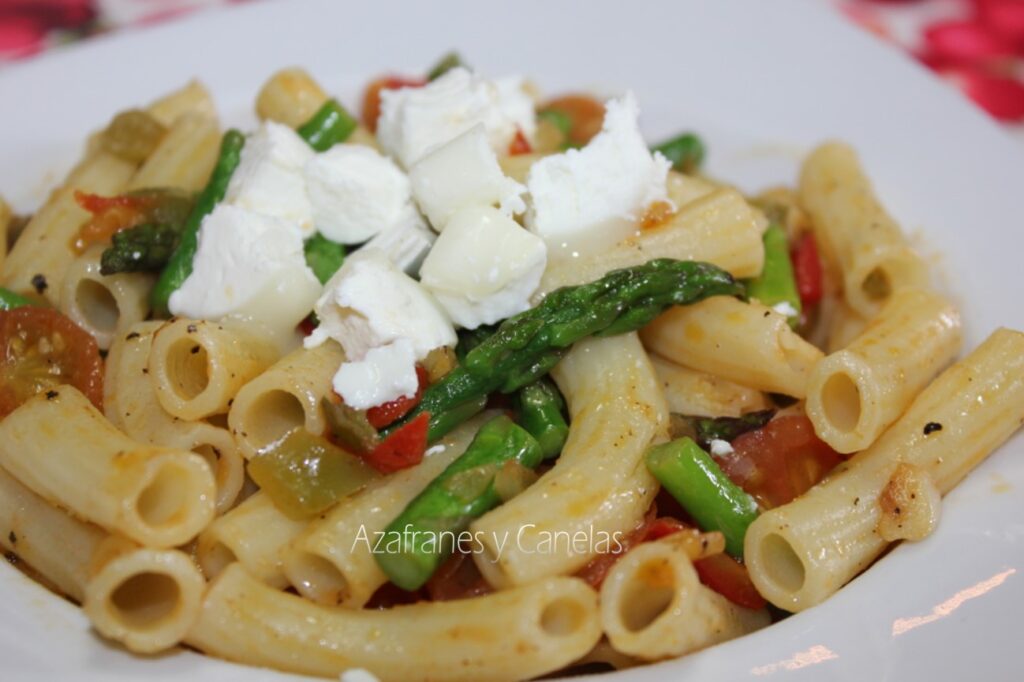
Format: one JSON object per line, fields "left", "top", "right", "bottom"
{"left": 2, "top": 0, "right": 1022, "bottom": 679}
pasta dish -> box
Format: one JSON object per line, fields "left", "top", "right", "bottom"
{"left": 0, "top": 53, "right": 1021, "bottom": 681}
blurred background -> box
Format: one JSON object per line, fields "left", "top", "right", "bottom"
{"left": 1, "top": 0, "right": 1022, "bottom": 141}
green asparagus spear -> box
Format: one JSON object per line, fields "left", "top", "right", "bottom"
{"left": 426, "top": 51, "right": 466, "bottom": 81}
{"left": 150, "top": 129, "right": 245, "bottom": 315}
{"left": 652, "top": 132, "right": 705, "bottom": 174}
{"left": 646, "top": 437, "right": 760, "bottom": 557}
{"left": 427, "top": 395, "right": 488, "bottom": 442}
{"left": 0, "top": 287, "right": 35, "bottom": 310}
{"left": 395, "top": 259, "right": 743, "bottom": 440}
{"left": 745, "top": 224, "right": 801, "bottom": 328}
{"left": 297, "top": 99, "right": 357, "bottom": 152}
{"left": 100, "top": 222, "right": 181, "bottom": 275}
{"left": 517, "top": 378, "right": 569, "bottom": 459}
{"left": 303, "top": 232, "right": 346, "bottom": 284}
{"left": 376, "top": 415, "right": 543, "bottom": 590}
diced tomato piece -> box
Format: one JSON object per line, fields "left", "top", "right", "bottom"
{"left": 366, "top": 366, "right": 428, "bottom": 429}
{"left": 73, "top": 190, "right": 156, "bottom": 252}
{"left": 365, "top": 581, "right": 426, "bottom": 609}
{"left": 297, "top": 315, "right": 317, "bottom": 337}
{"left": 641, "top": 517, "right": 688, "bottom": 542}
{"left": 791, "top": 231, "right": 824, "bottom": 308}
{"left": 539, "top": 94, "right": 606, "bottom": 146}
{"left": 508, "top": 128, "right": 532, "bottom": 155}
{"left": 363, "top": 412, "right": 430, "bottom": 474}
{"left": 361, "top": 76, "right": 427, "bottom": 132}
{"left": 716, "top": 416, "right": 843, "bottom": 509}
{"left": 694, "top": 553, "right": 767, "bottom": 610}
{"left": 0, "top": 307, "right": 103, "bottom": 418}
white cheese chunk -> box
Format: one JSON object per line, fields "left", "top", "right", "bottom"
{"left": 709, "top": 439, "right": 735, "bottom": 457}
{"left": 361, "top": 216, "right": 436, "bottom": 275}
{"left": 420, "top": 206, "right": 547, "bottom": 329}
{"left": 377, "top": 67, "right": 535, "bottom": 168}
{"left": 526, "top": 92, "right": 671, "bottom": 254}
{"left": 333, "top": 338, "right": 418, "bottom": 409}
{"left": 305, "top": 251, "right": 456, "bottom": 360}
{"left": 224, "top": 121, "right": 316, "bottom": 237}
{"left": 772, "top": 301, "right": 800, "bottom": 319}
{"left": 305, "top": 144, "right": 421, "bottom": 244}
{"left": 168, "top": 204, "right": 320, "bottom": 331}
{"left": 409, "top": 124, "right": 526, "bottom": 231}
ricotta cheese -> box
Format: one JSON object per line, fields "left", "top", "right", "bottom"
{"left": 305, "top": 144, "right": 421, "bottom": 244}
{"left": 332, "top": 338, "right": 419, "bottom": 409}
{"left": 709, "top": 439, "right": 736, "bottom": 457}
{"left": 168, "top": 204, "right": 320, "bottom": 328}
{"left": 305, "top": 251, "right": 456, "bottom": 360}
{"left": 376, "top": 67, "right": 535, "bottom": 168}
{"left": 224, "top": 121, "right": 316, "bottom": 237}
{"left": 420, "top": 206, "right": 547, "bottom": 329}
{"left": 525, "top": 92, "right": 671, "bottom": 254}
{"left": 409, "top": 124, "right": 526, "bottom": 231}
{"left": 361, "top": 216, "right": 436, "bottom": 275}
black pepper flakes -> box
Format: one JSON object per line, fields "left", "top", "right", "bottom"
{"left": 923, "top": 422, "right": 943, "bottom": 436}
{"left": 30, "top": 273, "right": 47, "bottom": 293}
{"left": 7, "top": 531, "right": 16, "bottom": 545}
{"left": 187, "top": 324, "right": 198, "bottom": 333}
{"left": 45, "top": 390, "right": 59, "bottom": 400}
{"left": 126, "top": 332, "right": 140, "bottom": 341}
{"left": 190, "top": 345, "right": 201, "bottom": 354}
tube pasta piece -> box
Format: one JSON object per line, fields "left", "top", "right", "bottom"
{"left": 826, "top": 299, "right": 870, "bottom": 354}
{"left": 149, "top": 318, "right": 279, "bottom": 421}
{"left": 256, "top": 67, "right": 329, "bottom": 129}
{"left": 283, "top": 415, "right": 489, "bottom": 607}
{"left": 84, "top": 535, "right": 205, "bottom": 654}
{"left": 228, "top": 341, "right": 344, "bottom": 459}
{"left": 0, "top": 465, "right": 105, "bottom": 603}
{"left": 146, "top": 79, "right": 217, "bottom": 127}
{"left": 471, "top": 333, "right": 667, "bottom": 587}
{"left": 105, "top": 321, "right": 244, "bottom": 514}
{"left": 651, "top": 353, "right": 769, "bottom": 418}
{"left": 187, "top": 563, "right": 601, "bottom": 682}
{"left": 600, "top": 535, "right": 769, "bottom": 660}
{"left": 798, "top": 142, "right": 929, "bottom": 318}
{"left": 0, "top": 151, "right": 137, "bottom": 302}
{"left": 807, "top": 289, "right": 962, "bottom": 453}
{"left": 0, "top": 387, "right": 215, "bottom": 548}
{"left": 665, "top": 169, "right": 718, "bottom": 209}
{"left": 877, "top": 462, "right": 941, "bottom": 542}
{"left": 128, "top": 112, "right": 221, "bottom": 193}
{"left": 572, "top": 639, "right": 642, "bottom": 672}
{"left": 744, "top": 328, "right": 1024, "bottom": 612}
{"left": 60, "top": 247, "right": 154, "bottom": 351}
{"left": 195, "top": 492, "right": 306, "bottom": 588}
{"left": 642, "top": 296, "right": 824, "bottom": 398}
{"left": 535, "top": 189, "right": 766, "bottom": 297}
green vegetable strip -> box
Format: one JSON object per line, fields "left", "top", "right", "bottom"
{"left": 652, "top": 132, "right": 705, "bottom": 174}
{"left": 745, "top": 224, "right": 801, "bottom": 328}
{"left": 517, "top": 378, "right": 569, "bottom": 459}
{"left": 427, "top": 395, "right": 488, "bottom": 443}
{"left": 303, "top": 233, "right": 346, "bottom": 284}
{"left": 297, "top": 99, "right": 357, "bottom": 153}
{"left": 692, "top": 410, "right": 776, "bottom": 449}
{"left": 150, "top": 129, "right": 245, "bottom": 315}
{"left": 376, "top": 415, "right": 543, "bottom": 590}
{"left": 645, "top": 437, "right": 760, "bottom": 558}
{"left": 426, "top": 51, "right": 466, "bottom": 81}
{"left": 395, "top": 259, "right": 743, "bottom": 440}
{"left": 0, "top": 287, "right": 34, "bottom": 311}
{"left": 537, "top": 109, "right": 573, "bottom": 138}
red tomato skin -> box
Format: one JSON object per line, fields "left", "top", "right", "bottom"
{"left": 508, "top": 129, "right": 532, "bottom": 155}
{"left": 365, "top": 366, "right": 427, "bottom": 430}
{"left": 363, "top": 412, "right": 430, "bottom": 474}
{"left": 361, "top": 76, "right": 426, "bottom": 131}
{"left": 792, "top": 232, "right": 824, "bottom": 307}
{"left": 694, "top": 553, "right": 767, "bottom": 610}
{"left": 718, "top": 415, "right": 843, "bottom": 509}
